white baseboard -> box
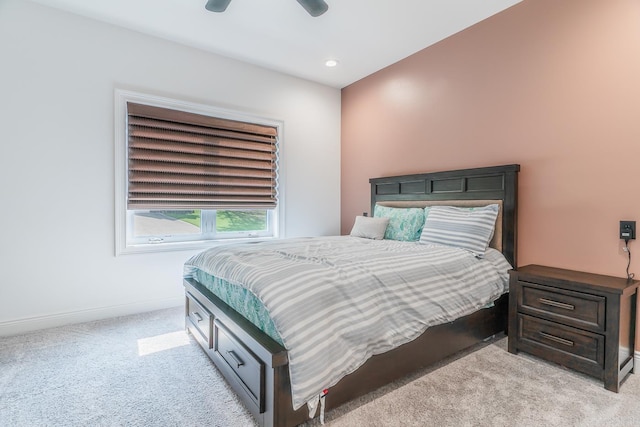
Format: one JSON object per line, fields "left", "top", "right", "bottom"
{"left": 636, "top": 351, "right": 640, "bottom": 370}
{"left": 0, "top": 296, "right": 184, "bottom": 337}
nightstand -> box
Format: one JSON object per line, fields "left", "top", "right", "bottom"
{"left": 508, "top": 264, "right": 639, "bottom": 392}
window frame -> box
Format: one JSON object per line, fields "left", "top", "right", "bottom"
{"left": 114, "top": 89, "right": 285, "bottom": 255}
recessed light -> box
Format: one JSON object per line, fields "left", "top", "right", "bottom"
{"left": 325, "top": 59, "right": 339, "bottom": 68}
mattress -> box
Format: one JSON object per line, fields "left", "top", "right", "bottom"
{"left": 191, "top": 268, "right": 283, "bottom": 345}
{"left": 184, "top": 236, "right": 511, "bottom": 411}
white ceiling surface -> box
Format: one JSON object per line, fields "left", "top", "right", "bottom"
{"left": 31, "top": 0, "right": 522, "bottom": 88}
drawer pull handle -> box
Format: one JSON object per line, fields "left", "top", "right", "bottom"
{"left": 539, "top": 331, "right": 574, "bottom": 347}
{"left": 227, "top": 350, "right": 245, "bottom": 369}
{"left": 538, "top": 298, "right": 575, "bottom": 311}
{"left": 192, "top": 312, "right": 203, "bottom": 323}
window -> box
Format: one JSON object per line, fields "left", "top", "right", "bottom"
{"left": 115, "top": 90, "right": 283, "bottom": 254}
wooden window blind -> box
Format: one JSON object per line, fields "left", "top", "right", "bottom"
{"left": 127, "top": 102, "right": 278, "bottom": 210}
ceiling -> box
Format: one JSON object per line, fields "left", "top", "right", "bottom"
{"left": 31, "top": 0, "right": 522, "bottom": 88}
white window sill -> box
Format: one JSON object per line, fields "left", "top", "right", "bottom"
{"left": 118, "top": 236, "right": 280, "bottom": 256}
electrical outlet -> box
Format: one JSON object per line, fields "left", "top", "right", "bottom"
{"left": 620, "top": 221, "right": 636, "bottom": 241}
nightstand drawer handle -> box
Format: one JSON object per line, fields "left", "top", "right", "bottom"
{"left": 539, "top": 331, "right": 574, "bottom": 347}
{"left": 538, "top": 298, "right": 575, "bottom": 311}
{"left": 192, "top": 312, "right": 203, "bottom": 322}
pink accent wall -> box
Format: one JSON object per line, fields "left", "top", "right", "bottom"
{"left": 341, "top": 0, "right": 640, "bottom": 279}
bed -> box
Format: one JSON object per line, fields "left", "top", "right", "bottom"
{"left": 183, "top": 164, "right": 519, "bottom": 427}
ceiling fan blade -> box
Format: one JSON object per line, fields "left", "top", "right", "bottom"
{"left": 205, "top": 0, "right": 232, "bottom": 13}
{"left": 297, "top": 0, "right": 328, "bottom": 17}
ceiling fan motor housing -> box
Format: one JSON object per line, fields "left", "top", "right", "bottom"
{"left": 205, "top": 0, "right": 329, "bottom": 17}
{"left": 205, "top": 0, "right": 232, "bottom": 13}
{"left": 297, "top": 0, "right": 329, "bottom": 17}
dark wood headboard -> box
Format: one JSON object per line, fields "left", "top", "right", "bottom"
{"left": 369, "top": 164, "right": 520, "bottom": 267}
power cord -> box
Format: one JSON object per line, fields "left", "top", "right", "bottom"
{"left": 624, "top": 238, "right": 634, "bottom": 280}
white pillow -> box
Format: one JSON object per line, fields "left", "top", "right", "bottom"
{"left": 419, "top": 204, "right": 499, "bottom": 257}
{"left": 350, "top": 216, "right": 390, "bottom": 240}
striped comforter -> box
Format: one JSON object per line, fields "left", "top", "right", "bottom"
{"left": 184, "top": 236, "right": 511, "bottom": 411}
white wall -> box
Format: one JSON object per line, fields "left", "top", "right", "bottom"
{"left": 0, "top": 0, "right": 341, "bottom": 335}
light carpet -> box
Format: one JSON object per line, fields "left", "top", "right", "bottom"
{"left": 0, "top": 307, "right": 253, "bottom": 427}
{"left": 310, "top": 339, "right": 640, "bottom": 427}
{"left": 1, "top": 307, "right": 639, "bottom": 426}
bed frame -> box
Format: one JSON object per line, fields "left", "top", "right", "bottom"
{"left": 184, "top": 164, "right": 519, "bottom": 427}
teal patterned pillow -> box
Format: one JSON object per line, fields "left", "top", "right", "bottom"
{"left": 374, "top": 205, "right": 426, "bottom": 241}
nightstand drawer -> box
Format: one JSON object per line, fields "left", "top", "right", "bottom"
{"left": 519, "top": 281, "right": 605, "bottom": 332}
{"left": 518, "top": 314, "right": 604, "bottom": 371}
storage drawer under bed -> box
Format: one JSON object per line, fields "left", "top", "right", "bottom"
{"left": 186, "top": 292, "right": 213, "bottom": 348}
{"left": 214, "top": 319, "right": 266, "bottom": 412}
